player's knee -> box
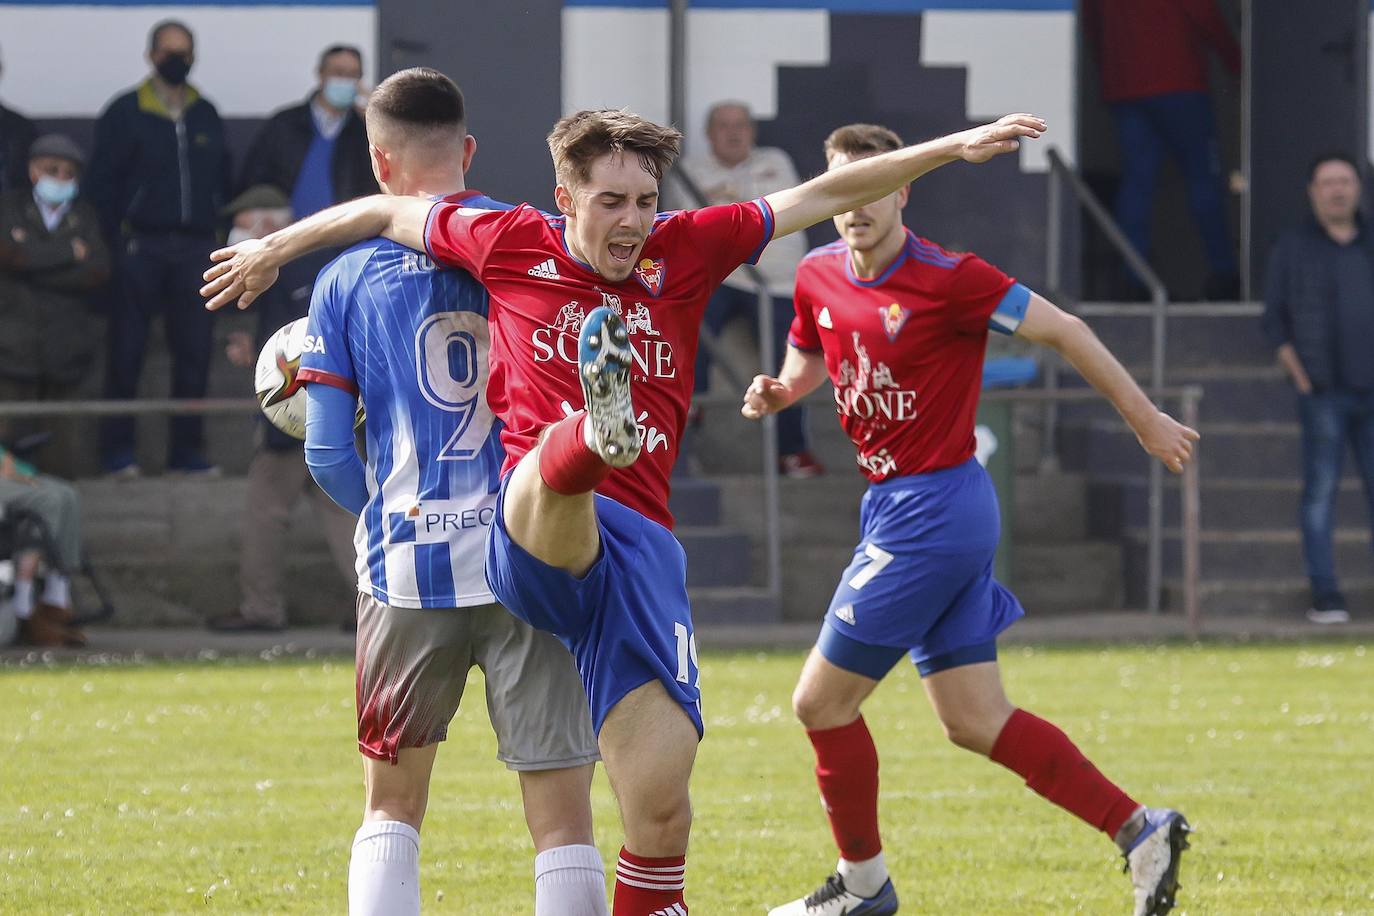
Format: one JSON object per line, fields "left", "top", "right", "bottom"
{"left": 938, "top": 710, "right": 999, "bottom": 755}
{"left": 791, "top": 683, "right": 851, "bottom": 730}
{"left": 364, "top": 777, "right": 429, "bottom": 828}
{"left": 629, "top": 793, "right": 692, "bottom": 847}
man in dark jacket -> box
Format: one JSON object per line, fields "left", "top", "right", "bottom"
{"left": 0, "top": 51, "right": 37, "bottom": 193}
{"left": 238, "top": 44, "right": 374, "bottom": 214}
{"left": 0, "top": 134, "right": 111, "bottom": 450}
{"left": 85, "top": 19, "right": 232, "bottom": 477}
{"left": 1263, "top": 153, "right": 1374, "bottom": 624}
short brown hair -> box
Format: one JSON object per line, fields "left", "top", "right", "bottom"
{"left": 824, "top": 123, "right": 904, "bottom": 161}
{"left": 367, "top": 67, "right": 465, "bottom": 138}
{"left": 547, "top": 109, "right": 682, "bottom": 188}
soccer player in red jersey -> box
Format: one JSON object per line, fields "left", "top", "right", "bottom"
{"left": 202, "top": 109, "right": 1045, "bottom": 915}
{"left": 742, "top": 123, "right": 1199, "bottom": 916}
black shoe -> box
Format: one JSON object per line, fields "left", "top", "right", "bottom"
{"left": 206, "top": 612, "right": 286, "bottom": 633}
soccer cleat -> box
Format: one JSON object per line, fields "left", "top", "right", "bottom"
{"left": 768, "top": 873, "right": 899, "bottom": 916}
{"left": 1124, "top": 808, "right": 1191, "bottom": 916}
{"left": 577, "top": 305, "right": 641, "bottom": 467}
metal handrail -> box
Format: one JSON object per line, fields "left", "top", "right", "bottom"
{"left": 1045, "top": 146, "right": 1171, "bottom": 615}
{"left": 668, "top": 165, "right": 783, "bottom": 603}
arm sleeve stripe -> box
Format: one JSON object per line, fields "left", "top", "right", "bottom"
{"left": 745, "top": 197, "right": 776, "bottom": 265}
{"left": 298, "top": 367, "right": 359, "bottom": 396}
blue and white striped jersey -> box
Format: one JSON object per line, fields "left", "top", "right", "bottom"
{"left": 299, "top": 191, "right": 510, "bottom": 609}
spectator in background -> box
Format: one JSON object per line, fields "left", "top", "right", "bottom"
{"left": 1263, "top": 153, "right": 1374, "bottom": 625}
{"left": 237, "top": 44, "right": 375, "bottom": 212}
{"left": 671, "top": 101, "right": 823, "bottom": 478}
{"left": 206, "top": 186, "right": 356, "bottom": 633}
{"left": 0, "top": 49, "right": 37, "bottom": 192}
{"left": 1082, "top": 0, "right": 1241, "bottom": 300}
{"left": 0, "top": 135, "right": 111, "bottom": 453}
{"left": 0, "top": 442, "right": 86, "bottom": 647}
{"left": 86, "top": 19, "right": 231, "bottom": 478}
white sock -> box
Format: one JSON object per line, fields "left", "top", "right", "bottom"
{"left": 534, "top": 843, "right": 608, "bottom": 916}
{"left": 838, "top": 850, "right": 889, "bottom": 898}
{"left": 42, "top": 574, "right": 70, "bottom": 609}
{"left": 348, "top": 820, "right": 420, "bottom": 916}
{"left": 12, "top": 580, "right": 34, "bottom": 620}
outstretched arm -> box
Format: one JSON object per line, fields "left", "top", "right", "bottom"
{"left": 1016, "top": 293, "right": 1199, "bottom": 473}
{"left": 764, "top": 114, "right": 1045, "bottom": 240}
{"left": 200, "top": 194, "right": 433, "bottom": 310}
{"left": 741, "top": 346, "right": 830, "bottom": 420}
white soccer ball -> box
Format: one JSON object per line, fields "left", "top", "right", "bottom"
{"left": 254, "top": 318, "right": 363, "bottom": 440}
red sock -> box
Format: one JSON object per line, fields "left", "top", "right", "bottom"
{"left": 537, "top": 412, "right": 612, "bottom": 495}
{"left": 989, "top": 708, "right": 1140, "bottom": 837}
{"left": 613, "top": 848, "right": 686, "bottom": 915}
{"left": 808, "top": 716, "right": 883, "bottom": 861}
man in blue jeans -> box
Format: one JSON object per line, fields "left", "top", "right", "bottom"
{"left": 1263, "top": 153, "right": 1374, "bottom": 624}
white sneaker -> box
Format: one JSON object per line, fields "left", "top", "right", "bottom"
{"left": 768, "top": 873, "right": 899, "bottom": 915}
{"left": 1305, "top": 608, "right": 1350, "bottom": 624}
{"left": 1125, "top": 808, "right": 1191, "bottom": 916}
{"left": 577, "top": 306, "right": 641, "bottom": 468}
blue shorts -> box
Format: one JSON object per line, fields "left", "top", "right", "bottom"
{"left": 485, "top": 474, "right": 702, "bottom": 737}
{"left": 819, "top": 458, "right": 1024, "bottom": 680}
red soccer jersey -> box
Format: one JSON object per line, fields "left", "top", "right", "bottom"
{"left": 424, "top": 198, "right": 774, "bottom": 528}
{"left": 789, "top": 229, "right": 1027, "bottom": 483}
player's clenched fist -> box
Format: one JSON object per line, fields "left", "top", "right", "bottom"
{"left": 200, "top": 238, "right": 280, "bottom": 311}
{"left": 1134, "top": 410, "right": 1201, "bottom": 475}
{"left": 741, "top": 374, "right": 792, "bottom": 420}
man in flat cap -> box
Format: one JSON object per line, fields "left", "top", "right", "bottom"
{"left": 0, "top": 134, "right": 110, "bottom": 454}
{"left": 207, "top": 184, "right": 356, "bottom": 632}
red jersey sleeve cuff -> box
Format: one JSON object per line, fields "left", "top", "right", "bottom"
{"left": 298, "top": 368, "right": 359, "bottom": 396}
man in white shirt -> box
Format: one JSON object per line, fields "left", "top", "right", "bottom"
{"left": 673, "top": 101, "right": 823, "bottom": 477}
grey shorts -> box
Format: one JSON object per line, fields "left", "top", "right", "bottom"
{"left": 354, "top": 593, "right": 599, "bottom": 770}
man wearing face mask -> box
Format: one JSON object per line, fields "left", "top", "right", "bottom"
{"left": 207, "top": 185, "right": 356, "bottom": 633}
{"left": 0, "top": 135, "right": 111, "bottom": 453}
{"left": 86, "top": 19, "right": 232, "bottom": 478}
{"left": 238, "top": 45, "right": 375, "bottom": 216}
{"left": 0, "top": 48, "right": 38, "bottom": 193}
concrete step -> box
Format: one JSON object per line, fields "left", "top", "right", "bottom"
{"left": 667, "top": 476, "right": 722, "bottom": 528}
{"left": 1164, "top": 576, "right": 1374, "bottom": 617}
{"left": 678, "top": 527, "right": 754, "bottom": 588}
{"left": 1089, "top": 476, "right": 1373, "bottom": 533}
{"left": 1057, "top": 420, "right": 1302, "bottom": 479}
{"left": 1055, "top": 365, "right": 1293, "bottom": 425}
{"left": 1014, "top": 541, "right": 1124, "bottom": 612}
{"left": 1073, "top": 305, "right": 1272, "bottom": 371}
{"left": 1122, "top": 526, "right": 1374, "bottom": 585}
{"left": 687, "top": 586, "right": 780, "bottom": 625}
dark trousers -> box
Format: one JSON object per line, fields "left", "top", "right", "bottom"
{"left": 1111, "top": 91, "right": 1237, "bottom": 283}
{"left": 100, "top": 233, "right": 216, "bottom": 470}
{"left": 693, "top": 284, "right": 809, "bottom": 456}
{"left": 1298, "top": 389, "right": 1374, "bottom": 601}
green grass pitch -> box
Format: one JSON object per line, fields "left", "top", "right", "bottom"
{"left": 3, "top": 642, "right": 1372, "bottom": 913}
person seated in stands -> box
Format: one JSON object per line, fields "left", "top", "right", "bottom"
{"left": 0, "top": 134, "right": 110, "bottom": 457}
{"left": 0, "top": 441, "right": 84, "bottom": 646}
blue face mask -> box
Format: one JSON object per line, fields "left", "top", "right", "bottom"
{"left": 34, "top": 175, "right": 77, "bottom": 207}
{"left": 322, "top": 77, "right": 358, "bottom": 110}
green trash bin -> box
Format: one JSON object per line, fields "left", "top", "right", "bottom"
{"left": 978, "top": 357, "right": 1038, "bottom": 588}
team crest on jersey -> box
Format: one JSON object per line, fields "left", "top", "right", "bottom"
{"left": 634, "top": 258, "right": 666, "bottom": 297}
{"left": 880, "top": 303, "right": 911, "bottom": 342}
{"left": 552, "top": 301, "right": 586, "bottom": 333}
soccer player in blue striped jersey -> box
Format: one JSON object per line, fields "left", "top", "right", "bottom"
{"left": 296, "top": 69, "right": 607, "bottom": 916}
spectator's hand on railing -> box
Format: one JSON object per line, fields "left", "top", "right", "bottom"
{"left": 201, "top": 238, "right": 279, "bottom": 311}
{"left": 953, "top": 114, "right": 1045, "bottom": 164}
{"left": 741, "top": 374, "right": 792, "bottom": 420}
{"left": 1134, "top": 410, "right": 1200, "bottom": 475}
{"left": 226, "top": 331, "right": 255, "bottom": 369}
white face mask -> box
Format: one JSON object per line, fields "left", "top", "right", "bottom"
{"left": 227, "top": 207, "right": 294, "bottom": 245}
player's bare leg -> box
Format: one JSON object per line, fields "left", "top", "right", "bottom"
{"left": 923, "top": 661, "right": 1190, "bottom": 916}
{"left": 502, "top": 305, "right": 641, "bottom": 576}
{"left": 598, "top": 680, "right": 697, "bottom": 914}
{"left": 770, "top": 650, "right": 895, "bottom": 916}
{"left": 350, "top": 746, "right": 438, "bottom": 915}
{"left": 520, "top": 764, "right": 608, "bottom": 916}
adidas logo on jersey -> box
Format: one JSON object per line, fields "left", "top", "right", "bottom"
{"left": 818, "top": 306, "right": 833, "bottom": 329}
{"left": 835, "top": 604, "right": 856, "bottom": 625}
{"left": 527, "top": 258, "right": 561, "bottom": 280}
{"left": 648, "top": 906, "right": 687, "bottom": 916}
